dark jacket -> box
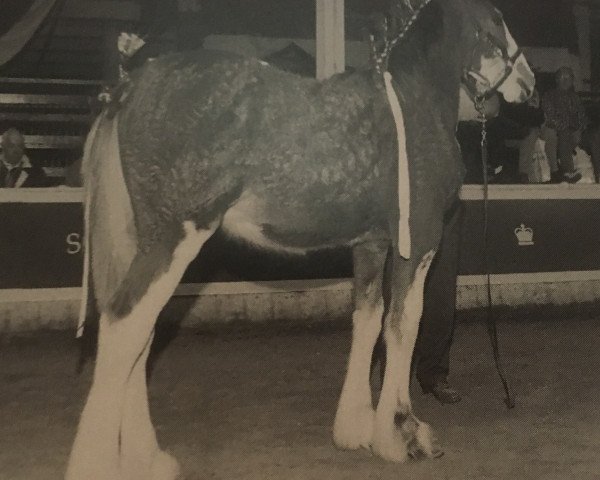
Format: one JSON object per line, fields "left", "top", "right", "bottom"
{"left": 0, "top": 155, "right": 48, "bottom": 188}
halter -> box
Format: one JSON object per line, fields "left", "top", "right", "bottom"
{"left": 463, "top": 27, "right": 523, "bottom": 102}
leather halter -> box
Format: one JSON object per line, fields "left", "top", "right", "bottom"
{"left": 462, "top": 26, "right": 523, "bottom": 102}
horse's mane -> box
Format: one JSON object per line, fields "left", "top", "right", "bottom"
{"left": 388, "top": 0, "right": 445, "bottom": 74}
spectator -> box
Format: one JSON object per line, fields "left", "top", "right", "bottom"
{"left": 0, "top": 128, "right": 47, "bottom": 188}
{"left": 541, "top": 67, "right": 587, "bottom": 183}
{"left": 588, "top": 124, "right": 600, "bottom": 183}
{"left": 503, "top": 88, "right": 545, "bottom": 182}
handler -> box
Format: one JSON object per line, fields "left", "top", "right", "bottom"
{"left": 415, "top": 91, "right": 501, "bottom": 404}
{"left": 415, "top": 199, "right": 463, "bottom": 403}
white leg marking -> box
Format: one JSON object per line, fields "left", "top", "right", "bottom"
{"left": 396, "top": 252, "right": 435, "bottom": 410}
{"left": 67, "top": 221, "right": 213, "bottom": 480}
{"left": 333, "top": 301, "right": 384, "bottom": 450}
{"left": 371, "top": 251, "right": 436, "bottom": 462}
{"left": 119, "top": 332, "right": 180, "bottom": 480}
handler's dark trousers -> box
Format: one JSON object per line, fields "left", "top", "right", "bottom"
{"left": 415, "top": 200, "right": 463, "bottom": 390}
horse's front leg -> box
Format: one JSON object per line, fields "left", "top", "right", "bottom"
{"left": 334, "top": 240, "right": 388, "bottom": 450}
{"left": 371, "top": 249, "right": 440, "bottom": 462}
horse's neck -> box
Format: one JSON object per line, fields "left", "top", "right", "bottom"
{"left": 425, "top": 33, "right": 464, "bottom": 130}
{"left": 391, "top": 7, "right": 464, "bottom": 131}
{"left": 393, "top": 63, "right": 461, "bottom": 132}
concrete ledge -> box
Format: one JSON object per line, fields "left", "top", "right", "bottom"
{"left": 457, "top": 279, "right": 600, "bottom": 310}
{"left": 2, "top": 274, "right": 600, "bottom": 333}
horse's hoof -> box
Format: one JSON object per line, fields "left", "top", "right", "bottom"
{"left": 371, "top": 427, "right": 409, "bottom": 463}
{"left": 151, "top": 450, "right": 181, "bottom": 480}
{"left": 333, "top": 406, "right": 375, "bottom": 451}
{"left": 402, "top": 416, "right": 442, "bottom": 460}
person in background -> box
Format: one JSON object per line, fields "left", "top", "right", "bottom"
{"left": 588, "top": 123, "right": 600, "bottom": 183}
{"left": 0, "top": 128, "right": 47, "bottom": 188}
{"left": 456, "top": 91, "right": 503, "bottom": 184}
{"left": 541, "top": 67, "right": 587, "bottom": 183}
{"left": 507, "top": 88, "right": 547, "bottom": 183}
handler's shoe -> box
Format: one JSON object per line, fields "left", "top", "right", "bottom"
{"left": 425, "top": 380, "right": 462, "bottom": 404}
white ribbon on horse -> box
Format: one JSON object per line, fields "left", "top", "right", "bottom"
{"left": 383, "top": 71, "right": 411, "bottom": 260}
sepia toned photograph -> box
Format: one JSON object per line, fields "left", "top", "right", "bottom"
{"left": 0, "top": 0, "right": 599, "bottom": 478}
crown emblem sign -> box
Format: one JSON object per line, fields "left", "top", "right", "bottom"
{"left": 514, "top": 223, "right": 534, "bottom": 246}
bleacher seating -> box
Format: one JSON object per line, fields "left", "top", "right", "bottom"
{"left": 0, "top": 1, "right": 140, "bottom": 184}
{"left": 0, "top": 77, "right": 101, "bottom": 182}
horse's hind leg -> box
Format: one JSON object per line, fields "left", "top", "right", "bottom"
{"left": 371, "top": 249, "right": 439, "bottom": 462}
{"left": 119, "top": 329, "right": 178, "bottom": 480}
{"left": 334, "top": 240, "right": 388, "bottom": 451}
{"left": 67, "top": 220, "right": 217, "bottom": 480}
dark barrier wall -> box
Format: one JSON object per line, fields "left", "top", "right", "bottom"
{"left": 0, "top": 201, "right": 355, "bottom": 289}
{"left": 2, "top": 189, "right": 600, "bottom": 289}
{"left": 461, "top": 199, "right": 600, "bottom": 274}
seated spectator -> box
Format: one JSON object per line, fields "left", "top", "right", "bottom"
{"left": 541, "top": 67, "right": 587, "bottom": 183}
{"left": 588, "top": 124, "right": 600, "bottom": 183}
{"left": 0, "top": 128, "right": 47, "bottom": 188}
{"left": 581, "top": 104, "right": 600, "bottom": 183}
{"left": 503, "top": 88, "right": 547, "bottom": 183}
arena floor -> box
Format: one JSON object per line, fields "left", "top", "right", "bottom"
{"left": 1, "top": 308, "right": 600, "bottom": 480}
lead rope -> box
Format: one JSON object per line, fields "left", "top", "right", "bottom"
{"left": 477, "top": 100, "right": 515, "bottom": 409}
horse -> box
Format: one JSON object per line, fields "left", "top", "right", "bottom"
{"left": 66, "top": 1, "right": 534, "bottom": 478}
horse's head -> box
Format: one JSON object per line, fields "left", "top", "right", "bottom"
{"left": 459, "top": 0, "right": 535, "bottom": 104}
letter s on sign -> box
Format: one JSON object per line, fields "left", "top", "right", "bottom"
{"left": 66, "top": 233, "right": 82, "bottom": 255}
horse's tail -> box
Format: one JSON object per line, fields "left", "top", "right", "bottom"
{"left": 76, "top": 111, "right": 137, "bottom": 339}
